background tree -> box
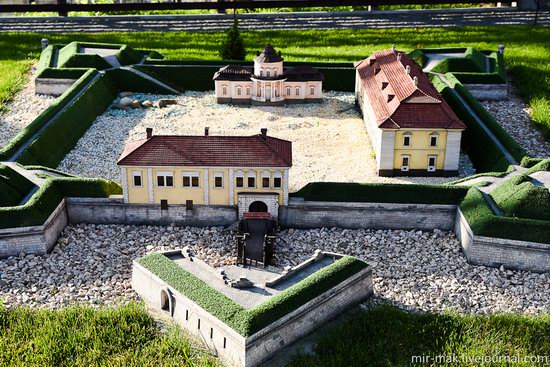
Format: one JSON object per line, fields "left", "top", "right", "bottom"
{"left": 220, "top": 18, "right": 246, "bottom": 60}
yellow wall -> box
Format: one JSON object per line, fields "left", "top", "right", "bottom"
{"left": 124, "top": 166, "right": 286, "bottom": 205}
{"left": 391, "top": 129, "right": 449, "bottom": 170}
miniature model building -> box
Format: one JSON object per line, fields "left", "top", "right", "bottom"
{"left": 117, "top": 128, "right": 291, "bottom": 218}
{"left": 213, "top": 44, "right": 324, "bottom": 105}
{"left": 355, "top": 48, "right": 466, "bottom": 176}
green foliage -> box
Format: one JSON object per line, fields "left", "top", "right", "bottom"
{"left": 408, "top": 49, "right": 427, "bottom": 67}
{"left": 0, "top": 164, "right": 35, "bottom": 206}
{"left": 138, "top": 253, "right": 368, "bottom": 336}
{"left": 35, "top": 44, "right": 54, "bottom": 75}
{"left": 220, "top": 18, "right": 246, "bottom": 61}
{"left": 56, "top": 42, "right": 79, "bottom": 69}
{"left": 289, "top": 305, "right": 550, "bottom": 367}
{"left": 105, "top": 68, "right": 178, "bottom": 94}
{"left": 17, "top": 74, "right": 117, "bottom": 168}
{"left": 459, "top": 188, "right": 550, "bottom": 244}
{"left": 116, "top": 44, "right": 145, "bottom": 66}
{"left": 291, "top": 182, "right": 469, "bottom": 205}
{"left": 0, "top": 69, "right": 98, "bottom": 161}
{"left": 0, "top": 302, "right": 219, "bottom": 366}
{"left": 0, "top": 176, "right": 121, "bottom": 229}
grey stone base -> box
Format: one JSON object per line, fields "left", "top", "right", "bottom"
{"left": 35, "top": 78, "right": 77, "bottom": 96}
{"left": 464, "top": 83, "right": 508, "bottom": 101}
{"left": 216, "top": 98, "right": 322, "bottom": 106}
{"left": 378, "top": 169, "right": 458, "bottom": 177}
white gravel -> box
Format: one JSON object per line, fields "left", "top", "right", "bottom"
{"left": 0, "top": 68, "right": 56, "bottom": 148}
{"left": 0, "top": 224, "right": 547, "bottom": 315}
{"left": 58, "top": 91, "right": 474, "bottom": 191}
{"left": 481, "top": 91, "right": 550, "bottom": 158}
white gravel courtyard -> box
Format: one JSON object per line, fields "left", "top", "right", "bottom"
{"left": 58, "top": 91, "right": 474, "bottom": 191}
{"left": 0, "top": 224, "right": 548, "bottom": 315}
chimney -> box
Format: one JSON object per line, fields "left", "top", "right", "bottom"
{"left": 413, "top": 76, "right": 418, "bottom": 86}
{"left": 204, "top": 127, "right": 209, "bottom": 136}
{"left": 405, "top": 65, "right": 411, "bottom": 74}
{"left": 41, "top": 38, "right": 49, "bottom": 49}
{"left": 391, "top": 44, "right": 396, "bottom": 53}
{"left": 146, "top": 128, "right": 153, "bottom": 139}
{"left": 397, "top": 53, "right": 402, "bottom": 61}
{"left": 498, "top": 44, "right": 505, "bottom": 55}
{"left": 261, "top": 128, "right": 267, "bottom": 140}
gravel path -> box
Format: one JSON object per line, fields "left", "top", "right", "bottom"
{"left": 58, "top": 91, "right": 474, "bottom": 191}
{"left": 481, "top": 92, "right": 550, "bottom": 158}
{"left": 0, "top": 69, "right": 55, "bottom": 148}
{"left": 0, "top": 224, "right": 547, "bottom": 315}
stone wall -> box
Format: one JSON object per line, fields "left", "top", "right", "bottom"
{"left": 0, "top": 199, "right": 67, "bottom": 258}
{"left": 455, "top": 209, "right": 550, "bottom": 273}
{"left": 35, "top": 78, "right": 77, "bottom": 96}
{"left": 66, "top": 197, "right": 238, "bottom": 227}
{"left": 132, "top": 260, "right": 372, "bottom": 367}
{"left": 279, "top": 200, "right": 457, "bottom": 231}
{"left": 464, "top": 83, "right": 508, "bottom": 101}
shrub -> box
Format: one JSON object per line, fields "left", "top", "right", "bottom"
{"left": 220, "top": 18, "right": 246, "bottom": 61}
{"left": 17, "top": 74, "right": 117, "bottom": 168}
{"left": 291, "top": 182, "right": 469, "bottom": 205}
{"left": 0, "top": 69, "right": 98, "bottom": 161}
{"left": 490, "top": 174, "right": 550, "bottom": 221}
{"left": 138, "top": 253, "right": 368, "bottom": 336}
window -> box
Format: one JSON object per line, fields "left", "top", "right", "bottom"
{"left": 157, "top": 172, "right": 174, "bottom": 187}
{"left": 246, "top": 87, "right": 251, "bottom": 96}
{"left": 132, "top": 171, "right": 142, "bottom": 187}
{"left": 248, "top": 176, "right": 256, "bottom": 188}
{"left": 262, "top": 177, "right": 270, "bottom": 188}
{"left": 430, "top": 135, "right": 438, "bottom": 147}
{"left": 275, "top": 89, "right": 279, "bottom": 97}
{"left": 295, "top": 87, "right": 300, "bottom": 96}
{"left": 222, "top": 86, "right": 227, "bottom": 95}
{"left": 273, "top": 172, "right": 282, "bottom": 188}
{"left": 403, "top": 134, "right": 411, "bottom": 147}
{"left": 260, "top": 71, "right": 263, "bottom": 77}
{"left": 214, "top": 174, "right": 223, "bottom": 188}
{"left": 183, "top": 172, "right": 200, "bottom": 187}
{"left": 310, "top": 86, "right": 315, "bottom": 95}
{"left": 198, "top": 319, "right": 200, "bottom": 330}
{"left": 428, "top": 156, "right": 437, "bottom": 172}
{"left": 274, "top": 71, "right": 277, "bottom": 76}
{"left": 286, "top": 87, "right": 291, "bottom": 96}
{"left": 401, "top": 156, "right": 410, "bottom": 171}
{"left": 236, "top": 177, "right": 244, "bottom": 187}
{"left": 237, "top": 87, "right": 242, "bottom": 96}
{"left": 267, "top": 71, "right": 270, "bottom": 77}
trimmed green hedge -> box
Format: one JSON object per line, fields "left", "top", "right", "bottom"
{"left": 408, "top": 49, "right": 427, "bottom": 68}
{"left": 432, "top": 74, "right": 515, "bottom": 173}
{"left": 17, "top": 74, "right": 117, "bottom": 167}
{"left": 453, "top": 72, "right": 506, "bottom": 84}
{"left": 36, "top": 45, "right": 54, "bottom": 75}
{"left": 37, "top": 68, "right": 90, "bottom": 80}
{"left": 59, "top": 54, "right": 112, "bottom": 70}
{"left": 116, "top": 45, "right": 143, "bottom": 66}
{"left": 490, "top": 174, "right": 550, "bottom": 221}
{"left": 291, "top": 182, "right": 469, "bottom": 205}
{"left": 0, "top": 69, "right": 98, "bottom": 161}
{"left": 138, "top": 253, "right": 368, "bottom": 336}
{"left": 57, "top": 42, "right": 79, "bottom": 69}
{"left": 0, "top": 176, "right": 121, "bottom": 229}
{"left": 0, "top": 165, "right": 35, "bottom": 207}
{"left": 105, "top": 68, "right": 178, "bottom": 94}
{"left": 459, "top": 188, "right": 550, "bottom": 244}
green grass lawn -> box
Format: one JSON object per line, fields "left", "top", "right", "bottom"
{"left": 289, "top": 305, "right": 550, "bottom": 367}
{"left": 0, "top": 302, "right": 219, "bottom": 366}
{"left": 1, "top": 26, "right": 549, "bottom": 137}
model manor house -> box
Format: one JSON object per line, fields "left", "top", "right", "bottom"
{"left": 118, "top": 46, "right": 465, "bottom": 208}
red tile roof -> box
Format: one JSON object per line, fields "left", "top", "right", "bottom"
{"left": 117, "top": 133, "right": 292, "bottom": 167}
{"left": 355, "top": 49, "right": 466, "bottom": 130}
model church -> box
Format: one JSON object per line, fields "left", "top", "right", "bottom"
{"left": 355, "top": 47, "right": 466, "bottom": 176}
{"left": 213, "top": 44, "right": 324, "bottom": 105}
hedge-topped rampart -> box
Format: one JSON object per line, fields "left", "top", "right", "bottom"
{"left": 17, "top": 73, "right": 117, "bottom": 167}
{"left": 0, "top": 176, "right": 121, "bottom": 229}
{"left": 137, "top": 253, "right": 368, "bottom": 336}
{"left": 0, "top": 69, "right": 99, "bottom": 161}
{"left": 0, "top": 165, "right": 35, "bottom": 207}
{"left": 459, "top": 187, "right": 550, "bottom": 244}
{"left": 291, "top": 182, "right": 469, "bottom": 205}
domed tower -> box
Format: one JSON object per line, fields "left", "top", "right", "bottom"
{"left": 254, "top": 44, "right": 284, "bottom": 78}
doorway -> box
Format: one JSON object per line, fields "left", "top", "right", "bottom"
{"left": 249, "top": 200, "right": 268, "bottom": 213}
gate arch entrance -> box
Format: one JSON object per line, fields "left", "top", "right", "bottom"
{"left": 249, "top": 201, "right": 268, "bottom": 213}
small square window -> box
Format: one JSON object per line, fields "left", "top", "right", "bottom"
{"left": 166, "top": 176, "right": 174, "bottom": 187}
{"left": 273, "top": 177, "right": 282, "bottom": 188}
{"left": 133, "top": 173, "right": 142, "bottom": 187}
{"left": 295, "top": 88, "right": 300, "bottom": 96}
{"left": 429, "top": 156, "right": 437, "bottom": 167}
{"left": 191, "top": 176, "right": 199, "bottom": 187}
{"left": 430, "top": 136, "right": 438, "bottom": 147}
{"left": 248, "top": 177, "right": 256, "bottom": 188}
{"left": 310, "top": 87, "right": 315, "bottom": 95}
{"left": 402, "top": 156, "right": 410, "bottom": 167}
{"left": 403, "top": 136, "right": 411, "bottom": 146}
{"left": 246, "top": 88, "right": 250, "bottom": 96}
{"left": 183, "top": 176, "right": 190, "bottom": 187}
{"left": 236, "top": 177, "right": 244, "bottom": 188}
{"left": 157, "top": 176, "right": 165, "bottom": 187}
{"left": 262, "top": 177, "right": 270, "bottom": 188}
{"left": 215, "top": 176, "right": 223, "bottom": 188}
